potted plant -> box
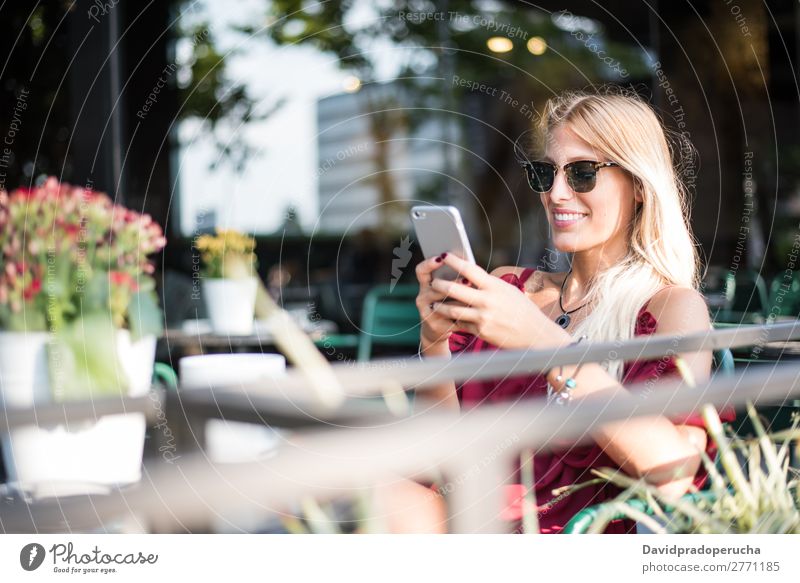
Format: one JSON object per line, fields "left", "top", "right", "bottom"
{"left": 0, "top": 177, "right": 166, "bottom": 496}
{"left": 195, "top": 228, "right": 258, "bottom": 335}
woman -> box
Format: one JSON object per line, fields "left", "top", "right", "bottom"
{"left": 404, "top": 88, "right": 735, "bottom": 534}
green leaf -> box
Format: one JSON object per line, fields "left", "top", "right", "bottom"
{"left": 128, "top": 289, "right": 164, "bottom": 341}
{"left": 80, "top": 269, "right": 111, "bottom": 315}
{"left": 0, "top": 303, "right": 48, "bottom": 331}
{"left": 47, "top": 312, "right": 127, "bottom": 401}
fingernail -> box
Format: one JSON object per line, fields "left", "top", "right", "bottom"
{"left": 461, "top": 277, "right": 470, "bottom": 284}
{"left": 440, "top": 252, "right": 448, "bottom": 259}
{"left": 435, "top": 256, "right": 442, "bottom": 263}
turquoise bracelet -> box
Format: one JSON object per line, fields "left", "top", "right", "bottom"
{"left": 548, "top": 334, "right": 588, "bottom": 405}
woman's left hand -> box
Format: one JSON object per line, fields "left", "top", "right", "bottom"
{"left": 429, "top": 253, "right": 570, "bottom": 350}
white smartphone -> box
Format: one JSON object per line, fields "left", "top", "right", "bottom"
{"left": 410, "top": 205, "right": 476, "bottom": 281}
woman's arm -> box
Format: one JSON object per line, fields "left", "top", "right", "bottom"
{"left": 415, "top": 338, "right": 460, "bottom": 412}
{"left": 415, "top": 265, "right": 535, "bottom": 413}
{"left": 425, "top": 253, "right": 711, "bottom": 499}
{"left": 548, "top": 286, "right": 711, "bottom": 499}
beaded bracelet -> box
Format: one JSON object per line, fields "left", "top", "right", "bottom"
{"left": 547, "top": 334, "right": 588, "bottom": 405}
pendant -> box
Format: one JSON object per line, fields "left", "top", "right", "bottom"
{"left": 555, "top": 313, "right": 570, "bottom": 328}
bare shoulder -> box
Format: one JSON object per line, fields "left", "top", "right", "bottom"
{"left": 645, "top": 286, "right": 710, "bottom": 333}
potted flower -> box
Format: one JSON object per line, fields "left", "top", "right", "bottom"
{"left": 0, "top": 177, "right": 166, "bottom": 496}
{"left": 195, "top": 228, "right": 258, "bottom": 335}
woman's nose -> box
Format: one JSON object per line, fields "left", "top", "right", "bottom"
{"left": 548, "top": 170, "right": 575, "bottom": 204}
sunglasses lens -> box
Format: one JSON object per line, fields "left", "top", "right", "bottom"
{"left": 566, "top": 162, "right": 598, "bottom": 193}
{"left": 526, "top": 162, "right": 555, "bottom": 193}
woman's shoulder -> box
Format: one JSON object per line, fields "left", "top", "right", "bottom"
{"left": 640, "top": 286, "right": 710, "bottom": 334}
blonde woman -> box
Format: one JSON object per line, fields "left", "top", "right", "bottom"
{"left": 408, "top": 88, "right": 735, "bottom": 534}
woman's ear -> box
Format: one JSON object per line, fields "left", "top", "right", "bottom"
{"left": 633, "top": 177, "right": 644, "bottom": 204}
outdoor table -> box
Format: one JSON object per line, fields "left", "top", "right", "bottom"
{"left": 161, "top": 318, "right": 339, "bottom": 359}
{"left": 0, "top": 390, "right": 394, "bottom": 534}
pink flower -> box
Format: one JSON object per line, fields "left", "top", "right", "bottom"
{"left": 109, "top": 271, "right": 139, "bottom": 291}
{"left": 23, "top": 278, "right": 41, "bottom": 301}
{"left": 13, "top": 186, "right": 35, "bottom": 199}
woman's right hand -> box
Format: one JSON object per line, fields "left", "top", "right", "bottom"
{"left": 415, "top": 253, "right": 468, "bottom": 349}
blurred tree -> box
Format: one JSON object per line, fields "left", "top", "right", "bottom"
{"left": 243, "top": 0, "right": 650, "bottom": 243}
{"left": 173, "top": 7, "right": 285, "bottom": 172}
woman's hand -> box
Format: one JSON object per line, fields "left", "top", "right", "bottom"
{"left": 415, "top": 254, "right": 468, "bottom": 348}
{"left": 425, "top": 253, "right": 570, "bottom": 350}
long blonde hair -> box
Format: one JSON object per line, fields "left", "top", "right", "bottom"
{"left": 536, "top": 88, "right": 701, "bottom": 380}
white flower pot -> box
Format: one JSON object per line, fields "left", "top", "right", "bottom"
{"left": 178, "top": 353, "right": 286, "bottom": 464}
{"left": 202, "top": 277, "right": 257, "bottom": 335}
{"left": 0, "top": 330, "right": 156, "bottom": 498}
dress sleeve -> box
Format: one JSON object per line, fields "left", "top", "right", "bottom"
{"left": 623, "top": 310, "right": 736, "bottom": 427}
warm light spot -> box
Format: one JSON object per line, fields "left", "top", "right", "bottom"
{"left": 486, "top": 37, "right": 513, "bottom": 53}
{"left": 342, "top": 76, "right": 362, "bottom": 93}
{"left": 527, "top": 36, "right": 547, "bottom": 55}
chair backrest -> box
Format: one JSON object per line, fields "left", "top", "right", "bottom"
{"left": 712, "top": 348, "right": 735, "bottom": 377}
{"left": 702, "top": 266, "right": 736, "bottom": 310}
{"left": 357, "top": 284, "right": 421, "bottom": 361}
{"left": 729, "top": 270, "right": 770, "bottom": 317}
{"left": 706, "top": 268, "right": 770, "bottom": 323}
{"left": 710, "top": 322, "right": 740, "bottom": 375}
{"left": 769, "top": 272, "right": 800, "bottom": 317}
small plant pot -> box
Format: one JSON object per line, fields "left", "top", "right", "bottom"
{"left": 0, "top": 330, "right": 156, "bottom": 498}
{"left": 202, "top": 277, "right": 258, "bottom": 335}
{"left": 178, "top": 353, "right": 286, "bottom": 464}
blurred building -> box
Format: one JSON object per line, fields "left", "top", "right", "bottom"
{"left": 316, "top": 81, "right": 458, "bottom": 235}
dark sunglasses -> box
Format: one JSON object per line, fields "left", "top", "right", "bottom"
{"left": 521, "top": 160, "right": 620, "bottom": 194}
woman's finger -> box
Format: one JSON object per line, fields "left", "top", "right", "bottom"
{"left": 419, "top": 285, "right": 463, "bottom": 306}
{"left": 430, "top": 277, "right": 483, "bottom": 307}
{"left": 416, "top": 255, "right": 449, "bottom": 288}
{"left": 438, "top": 253, "right": 494, "bottom": 290}
{"left": 432, "top": 301, "right": 480, "bottom": 326}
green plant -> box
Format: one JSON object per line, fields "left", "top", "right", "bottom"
{"left": 580, "top": 403, "right": 800, "bottom": 534}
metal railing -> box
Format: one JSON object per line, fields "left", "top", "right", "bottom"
{"left": 1, "top": 322, "right": 799, "bottom": 533}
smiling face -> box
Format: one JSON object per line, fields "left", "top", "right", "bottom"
{"left": 541, "top": 124, "right": 642, "bottom": 258}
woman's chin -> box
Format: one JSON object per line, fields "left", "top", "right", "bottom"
{"left": 551, "top": 236, "right": 588, "bottom": 254}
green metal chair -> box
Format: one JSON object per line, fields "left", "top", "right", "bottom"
{"left": 562, "top": 491, "right": 718, "bottom": 534}
{"left": 713, "top": 270, "right": 770, "bottom": 324}
{"left": 314, "top": 284, "right": 421, "bottom": 362}
{"left": 768, "top": 272, "right": 800, "bottom": 318}
{"left": 153, "top": 361, "right": 179, "bottom": 390}
{"left": 712, "top": 346, "right": 735, "bottom": 377}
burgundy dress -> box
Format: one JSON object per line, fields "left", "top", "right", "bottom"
{"left": 447, "top": 267, "right": 735, "bottom": 534}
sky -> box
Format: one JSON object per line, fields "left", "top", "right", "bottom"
{"left": 177, "top": 0, "right": 352, "bottom": 236}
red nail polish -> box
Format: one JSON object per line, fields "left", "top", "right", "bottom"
{"left": 435, "top": 256, "right": 442, "bottom": 263}
{"left": 441, "top": 252, "right": 448, "bottom": 258}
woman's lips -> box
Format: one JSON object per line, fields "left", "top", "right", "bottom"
{"left": 552, "top": 211, "right": 588, "bottom": 229}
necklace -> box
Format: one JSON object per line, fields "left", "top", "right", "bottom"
{"left": 555, "top": 268, "right": 589, "bottom": 329}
